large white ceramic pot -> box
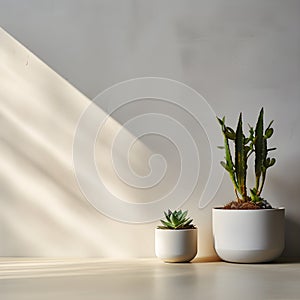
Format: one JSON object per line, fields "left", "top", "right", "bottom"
{"left": 155, "top": 228, "right": 198, "bottom": 263}
{"left": 212, "top": 207, "right": 285, "bottom": 263}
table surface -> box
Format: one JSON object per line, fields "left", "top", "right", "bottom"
{"left": 0, "top": 258, "right": 300, "bottom": 300}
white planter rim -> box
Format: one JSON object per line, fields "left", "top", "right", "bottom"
{"left": 155, "top": 228, "right": 197, "bottom": 232}
{"left": 213, "top": 207, "right": 285, "bottom": 212}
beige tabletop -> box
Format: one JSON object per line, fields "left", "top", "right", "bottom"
{"left": 0, "top": 258, "right": 299, "bottom": 300}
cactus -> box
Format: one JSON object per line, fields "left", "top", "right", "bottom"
{"left": 217, "top": 108, "right": 276, "bottom": 208}
{"left": 157, "top": 210, "right": 195, "bottom": 229}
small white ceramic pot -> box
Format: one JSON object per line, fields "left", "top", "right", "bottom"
{"left": 212, "top": 207, "right": 285, "bottom": 263}
{"left": 155, "top": 228, "right": 198, "bottom": 263}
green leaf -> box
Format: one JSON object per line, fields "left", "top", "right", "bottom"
{"left": 171, "top": 213, "right": 179, "bottom": 226}
{"left": 220, "top": 161, "right": 231, "bottom": 172}
{"left": 217, "top": 115, "right": 241, "bottom": 197}
{"left": 227, "top": 127, "right": 235, "bottom": 133}
{"left": 269, "top": 158, "right": 276, "bottom": 167}
{"left": 160, "top": 220, "right": 174, "bottom": 228}
{"left": 254, "top": 108, "right": 265, "bottom": 186}
{"left": 184, "top": 219, "right": 193, "bottom": 227}
{"left": 249, "top": 125, "right": 254, "bottom": 136}
{"left": 225, "top": 131, "right": 236, "bottom": 140}
{"left": 266, "top": 120, "right": 274, "bottom": 131}
{"left": 225, "top": 127, "right": 236, "bottom": 140}
{"left": 235, "top": 113, "right": 246, "bottom": 198}
{"left": 217, "top": 117, "right": 224, "bottom": 126}
{"left": 181, "top": 210, "right": 188, "bottom": 220}
{"left": 164, "top": 211, "right": 172, "bottom": 223}
{"left": 265, "top": 128, "right": 274, "bottom": 139}
{"left": 224, "top": 136, "right": 234, "bottom": 171}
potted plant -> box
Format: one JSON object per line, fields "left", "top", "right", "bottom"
{"left": 155, "top": 209, "right": 197, "bottom": 263}
{"left": 213, "top": 108, "right": 285, "bottom": 263}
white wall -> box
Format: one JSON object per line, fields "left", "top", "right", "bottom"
{"left": 0, "top": 0, "right": 299, "bottom": 258}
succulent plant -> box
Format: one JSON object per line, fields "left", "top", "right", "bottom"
{"left": 157, "top": 209, "right": 196, "bottom": 229}
{"left": 217, "top": 108, "right": 276, "bottom": 208}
